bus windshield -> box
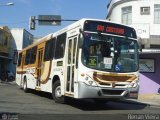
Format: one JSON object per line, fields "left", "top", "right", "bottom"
{"left": 82, "top": 32, "right": 139, "bottom": 73}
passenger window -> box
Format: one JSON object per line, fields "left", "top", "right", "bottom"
{"left": 30, "top": 46, "right": 37, "bottom": 64}
{"left": 18, "top": 53, "right": 22, "bottom": 66}
{"left": 25, "top": 49, "right": 31, "bottom": 65}
{"left": 44, "top": 38, "right": 56, "bottom": 61}
{"left": 55, "top": 33, "right": 66, "bottom": 59}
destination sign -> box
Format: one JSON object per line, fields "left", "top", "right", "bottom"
{"left": 84, "top": 20, "right": 137, "bottom": 38}
{"left": 97, "top": 25, "right": 125, "bottom": 35}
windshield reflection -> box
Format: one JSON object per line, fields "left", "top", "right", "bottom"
{"left": 82, "top": 32, "right": 138, "bottom": 73}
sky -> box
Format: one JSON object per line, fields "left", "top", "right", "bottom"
{"left": 0, "top": 0, "right": 110, "bottom": 37}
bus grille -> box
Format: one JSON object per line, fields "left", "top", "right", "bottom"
{"left": 93, "top": 72, "right": 136, "bottom": 85}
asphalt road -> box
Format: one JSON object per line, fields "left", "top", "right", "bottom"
{"left": 0, "top": 82, "right": 160, "bottom": 120}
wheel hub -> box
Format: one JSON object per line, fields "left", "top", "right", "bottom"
{"left": 55, "top": 86, "right": 62, "bottom": 98}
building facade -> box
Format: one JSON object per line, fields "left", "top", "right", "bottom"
{"left": 10, "top": 28, "right": 33, "bottom": 51}
{"left": 0, "top": 27, "right": 33, "bottom": 80}
{"left": 0, "top": 26, "right": 12, "bottom": 77}
{"left": 107, "top": 0, "right": 160, "bottom": 94}
{"left": 9, "top": 28, "right": 33, "bottom": 75}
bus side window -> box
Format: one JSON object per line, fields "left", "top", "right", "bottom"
{"left": 44, "top": 38, "right": 55, "bottom": 61}
{"left": 55, "top": 33, "right": 66, "bottom": 59}
{"left": 52, "top": 38, "right": 56, "bottom": 58}
{"left": 17, "top": 53, "right": 22, "bottom": 67}
{"left": 25, "top": 49, "right": 31, "bottom": 65}
{"left": 30, "top": 46, "right": 37, "bottom": 64}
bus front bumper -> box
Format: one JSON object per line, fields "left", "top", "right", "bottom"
{"left": 78, "top": 82, "right": 139, "bottom": 99}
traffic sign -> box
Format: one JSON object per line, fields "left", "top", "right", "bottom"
{"left": 38, "top": 15, "right": 61, "bottom": 26}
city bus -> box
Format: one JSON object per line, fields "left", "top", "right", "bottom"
{"left": 16, "top": 18, "right": 139, "bottom": 104}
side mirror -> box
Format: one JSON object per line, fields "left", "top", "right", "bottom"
{"left": 78, "top": 31, "right": 84, "bottom": 48}
{"left": 137, "top": 37, "right": 142, "bottom": 52}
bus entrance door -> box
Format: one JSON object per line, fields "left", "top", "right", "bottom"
{"left": 20, "top": 55, "right": 25, "bottom": 87}
{"left": 36, "top": 49, "right": 43, "bottom": 88}
{"left": 66, "top": 37, "right": 78, "bottom": 96}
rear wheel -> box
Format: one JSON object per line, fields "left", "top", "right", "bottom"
{"left": 23, "top": 77, "right": 29, "bottom": 92}
{"left": 52, "top": 80, "right": 66, "bottom": 103}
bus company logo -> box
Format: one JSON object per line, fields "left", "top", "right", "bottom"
{"left": 2, "top": 114, "right": 8, "bottom": 120}
{"left": 112, "top": 82, "right": 116, "bottom": 88}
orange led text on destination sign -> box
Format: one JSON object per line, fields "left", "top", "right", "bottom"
{"left": 97, "top": 25, "right": 125, "bottom": 35}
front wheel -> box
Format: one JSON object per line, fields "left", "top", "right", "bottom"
{"left": 52, "top": 80, "right": 66, "bottom": 104}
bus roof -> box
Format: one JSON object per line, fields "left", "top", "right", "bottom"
{"left": 19, "top": 18, "right": 136, "bottom": 53}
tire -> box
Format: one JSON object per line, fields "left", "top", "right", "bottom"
{"left": 52, "top": 80, "right": 65, "bottom": 104}
{"left": 23, "top": 77, "right": 29, "bottom": 93}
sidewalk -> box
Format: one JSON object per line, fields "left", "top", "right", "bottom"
{"left": 137, "top": 94, "right": 160, "bottom": 106}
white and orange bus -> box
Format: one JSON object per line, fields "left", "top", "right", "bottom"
{"left": 16, "top": 18, "right": 139, "bottom": 104}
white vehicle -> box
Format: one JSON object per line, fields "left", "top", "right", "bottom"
{"left": 16, "top": 18, "right": 139, "bottom": 104}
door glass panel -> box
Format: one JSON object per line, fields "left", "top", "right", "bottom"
{"left": 73, "top": 38, "right": 77, "bottom": 64}
{"left": 71, "top": 66, "right": 74, "bottom": 92}
{"left": 67, "top": 66, "right": 70, "bottom": 91}
{"left": 68, "top": 40, "right": 72, "bottom": 64}
{"left": 37, "top": 49, "right": 43, "bottom": 86}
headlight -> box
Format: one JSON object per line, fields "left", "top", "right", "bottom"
{"left": 128, "top": 80, "right": 139, "bottom": 88}
{"left": 84, "top": 75, "right": 98, "bottom": 87}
